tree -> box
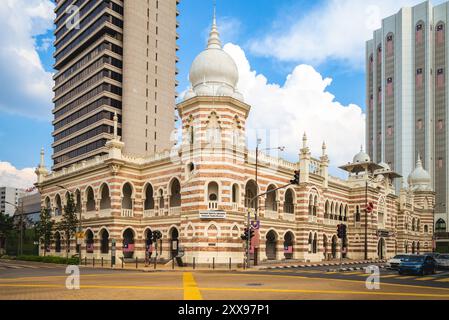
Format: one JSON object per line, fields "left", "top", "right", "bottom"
{"left": 35, "top": 208, "right": 54, "bottom": 256}
{"left": 0, "top": 212, "right": 14, "bottom": 255}
{"left": 57, "top": 193, "right": 78, "bottom": 258}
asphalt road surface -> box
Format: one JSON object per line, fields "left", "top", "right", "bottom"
{"left": 1, "top": 260, "right": 449, "bottom": 300}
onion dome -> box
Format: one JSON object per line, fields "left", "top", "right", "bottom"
{"left": 408, "top": 154, "right": 432, "bottom": 192}
{"left": 352, "top": 146, "right": 371, "bottom": 164}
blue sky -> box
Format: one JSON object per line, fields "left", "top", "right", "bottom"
{"left": 0, "top": 0, "right": 435, "bottom": 187}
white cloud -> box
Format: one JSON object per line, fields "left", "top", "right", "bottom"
{"left": 249, "top": 0, "right": 445, "bottom": 68}
{"left": 0, "top": 0, "right": 55, "bottom": 119}
{"left": 223, "top": 43, "right": 365, "bottom": 173}
{"left": 0, "top": 162, "right": 36, "bottom": 189}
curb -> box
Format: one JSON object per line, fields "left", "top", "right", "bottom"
{"left": 261, "top": 260, "right": 387, "bottom": 271}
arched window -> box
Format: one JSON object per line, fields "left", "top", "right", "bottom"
{"left": 144, "top": 184, "right": 155, "bottom": 210}
{"left": 100, "top": 229, "right": 109, "bottom": 254}
{"left": 86, "top": 187, "right": 95, "bottom": 212}
{"left": 265, "top": 185, "right": 277, "bottom": 212}
{"left": 170, "top": 179, "right": 181, "bottom": 207}
{"left": 121, "top": 183, "right": 133, "bottom": 210}
{"left": 85, "top": 230, "right": 94, "bottom": 253}
{"left": 436, "top": 219, "right": 447, "bottom": 233}
{"left": 284, "top": 189, "right": 294, "bottom": 214}
{"left": 308, "top": 195, "right": 313, "bottom": 215}
{"left": 339, "top": 204, "right": 343, "bottom": 221}
{"left": 355, "top": 205, "right": 361, "bottom": 222}
{"left": 313, "top": 233, "right": 318, "bottom": 254}
{"left": 232, "top": 184, "right": 239, "bottom": 204}
{"left": 313, "top": 196, "right": 318, "bottom": 216}
{"left": 412, "top": 218, "right": 416, "bottom": 232}
{"left": 100, "top": 184, "right": 111, "bottom": 210}
{"left": 45, "top": 197, "right": 52, "bottom": 215}
{"left": 324, "top": 200, "right": 329, "bottom": 219}
{"left": 424, "top": 225, "right": 429, "bottom": 233}
{"left": 158, "top": 189, "right": 165, "bottom": 210}
{"left": 122, "top": 228, "right": 135, "bottom": 259}
{"left": 207, "top": 182, "right": 219, "bottom": 209}
{"left": 75, "top": 190, "right": 81, "bottom": 214}
{"left": 55, "top": 194, "right": 62, "bottom": 216}
{"left": 245, "top": 180, "right": 258, "bottom": 209}
{"left": 308, "top": 233, "right": 313, "bottom": 253}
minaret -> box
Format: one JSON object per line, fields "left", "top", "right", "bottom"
{"left": 35, "top": 148, "right": 48, "bottom": 184}
{"left": 320, "top": 141, "right": 329, "bottom": 188}
{"left": 106, "top": 112, "right": 125, "bottom": 159}
{"left": 299, "top": 133, "right": 311, "bottom": 183}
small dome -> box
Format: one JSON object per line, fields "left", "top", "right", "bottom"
{"left": 353, "top": 146, "right": 371, "bottom": 164}
{"left": 186, "top": 12, "right": 242, "bottom": 102}
{"left": 408, "top": 154, "right": 432, "bottom": 191}
{"left": 378, "top": 162, "right": 391, "bottom": 171}
{"left": 183, "top": 88, "right": 196, "bottom": 101}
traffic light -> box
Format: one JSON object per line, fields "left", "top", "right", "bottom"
{"left": 290, "top": 170, "right": 300, "bottom": 185}
{"left": 337, "top": 224, "right": 347, "bottom": 239}
{"left": 241, "top": 228, "right": 249, "bottom": 241}
{"left": 249, "top": 228, "right": 255, "bottom": 239}
{"left": 152, "top": 230, "right": 162, "bottom": 241}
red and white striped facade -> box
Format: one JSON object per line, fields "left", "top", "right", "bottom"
{"left": 35, "top": 94, "right": 435, "bottom": 265}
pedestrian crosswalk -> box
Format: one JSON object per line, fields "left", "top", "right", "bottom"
{"left": 271, "top": 268, "right": 449, "bottom": 284}
{"left": 0, "top": 263, "right": 65, "bottom": 270}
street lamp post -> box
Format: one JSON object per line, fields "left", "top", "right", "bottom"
{"left": 254, "top": 139, "right": 285, "bottom": 266}
{"left": 57, "top": 185, "right": 81, "bottom": 266}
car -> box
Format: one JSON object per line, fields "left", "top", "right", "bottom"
{"left": 424, "top": 253, "right": 440, "bottom": 259}
{"left": 398, "top": 255, "right": 437, "bottom": 276}
{"left": 435, "top": 254, "right": 449, "bottom": 270}
{"left": 386, "top": 254, "right": 410, "bottom": 270}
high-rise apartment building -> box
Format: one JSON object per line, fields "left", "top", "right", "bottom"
{"left": 0, "top": 187, "right": 26, "bottom": 216}
{"left": 366, "top": 0, "right": 448, "bottom": 248}
{"left": 52, "top": 0, "right": 179, "bottom": 170}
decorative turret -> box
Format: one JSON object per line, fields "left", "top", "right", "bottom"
{"left": 408, "top": 154, "right": 432, "bottom": 192}
{"left": 106, "top": 112, "right": 125, "bottom": 159}
{"left": 35, "top": 148, "right": 48, "bottom": 184}
{"left": 299, "top": 133, "right": 311, "bottom": 183}
{"left": 320, "top": 141, "right": 329, "bottom": 189}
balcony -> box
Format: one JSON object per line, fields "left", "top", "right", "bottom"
{"left": 169, "top": 207, "right": 181, "bottom": 215}
{"left": 308, "top": 216, "right": 318, "bottom": 223}
{"left": 143, "top": 209, "right": 155, "bottom": 218}
{"left": 99, "top": 209, "right": 110, "bottom": 218}
{"left": 208, "top": 201, "right": 218, "bottom": 210}
{"left": 324, "top": 218, "right": 338, "bottom": 226}
{"left": 231, "top": 203, "right": 238, "bottom": 211}
{"left": 284, "top": 213, "right": 295, "bottom": 222}
{"left": 265, "top": 210, "right": 278, "bottom": 220}
{"left": 158, "top": 208, "right": 166, "bottom": 216}
{"left": 84, "top": 210, "right": 96, "bottom": 218}
{"left": 121, "top": 209, "right": 133, "bottom": 217}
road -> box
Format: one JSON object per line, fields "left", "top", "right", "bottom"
{"left": 1, "top": 260, "right": 449, "bottom": 300}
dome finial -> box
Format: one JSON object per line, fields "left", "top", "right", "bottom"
{"left": 417, "top": 153, "right": 423, "bottom": 168}
{"left": 208, "top": 2, "right": 221, "bottom": 49}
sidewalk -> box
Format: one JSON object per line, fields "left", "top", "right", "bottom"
{"left": 254, "top": 259, "right": 388, "bottom": 271}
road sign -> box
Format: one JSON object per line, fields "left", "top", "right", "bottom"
{"left": 76, "top": 232, "right": 84, "bottom": 239}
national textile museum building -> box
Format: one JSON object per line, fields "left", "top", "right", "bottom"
{"left": 35, "top": 18, "right": 435, "bottom": 265}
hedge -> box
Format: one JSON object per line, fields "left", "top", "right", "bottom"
{"left": 1, "top": 255, "right": 80, "bottom": 265}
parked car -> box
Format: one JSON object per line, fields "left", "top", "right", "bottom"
{"left": 435, "top": 254, "right": 449, "bottom": 270}
{"left": 386, "top": 254, "right": 409, "bottom": 270}
{"left": 398, "top": 255, "right": 437, "bottom": 276}
{"left": 424, "top": 253, "right": 440, "bottom": 259}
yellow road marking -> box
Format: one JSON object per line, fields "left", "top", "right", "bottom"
{"left": 436, "top": 278, "right": 449, "bottom": 283}
{"left": 0, "top": 272, "right": 173, "bottom": 282}
{"left": 183, "top": 272, "right": 202, "bottom": 300}
{"left": 342, "top": 272, "right": 364, "bottom": 276}
{"left": 396, "top": 276, "right": 417, "bottom": 280}
{"left": 381, "top": 275, "right": 400, "bottom": 278}
{"left": 415, "top": 277, "right": 435, "bottom": 281}
{"left": 0, "top": 283, "right": 449, "bottom": 299}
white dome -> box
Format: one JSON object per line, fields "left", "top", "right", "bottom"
{"left": 408, "top": 155, "right": 432, "bottom": 191}
{"left": 190, "top": 49, "right": 239, "bottom": 91}
{"left": 185, "top": 13, "right": 242, "bottom": 102}
{"left": 183, "top": 88, "right": 196, "bottom": 101}
{"left": 353, "top": 147, "right": 371, "bottom": 164}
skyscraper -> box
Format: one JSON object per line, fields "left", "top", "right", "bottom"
{"left": 52, "top": 0, "right": 179, "bottom": 170}
{"left": 366, "top": 0, "right": 448, "bottom": 248}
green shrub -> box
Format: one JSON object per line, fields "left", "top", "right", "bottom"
{"left": 15, "top": 255, "right": 79, "bottom": 265}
